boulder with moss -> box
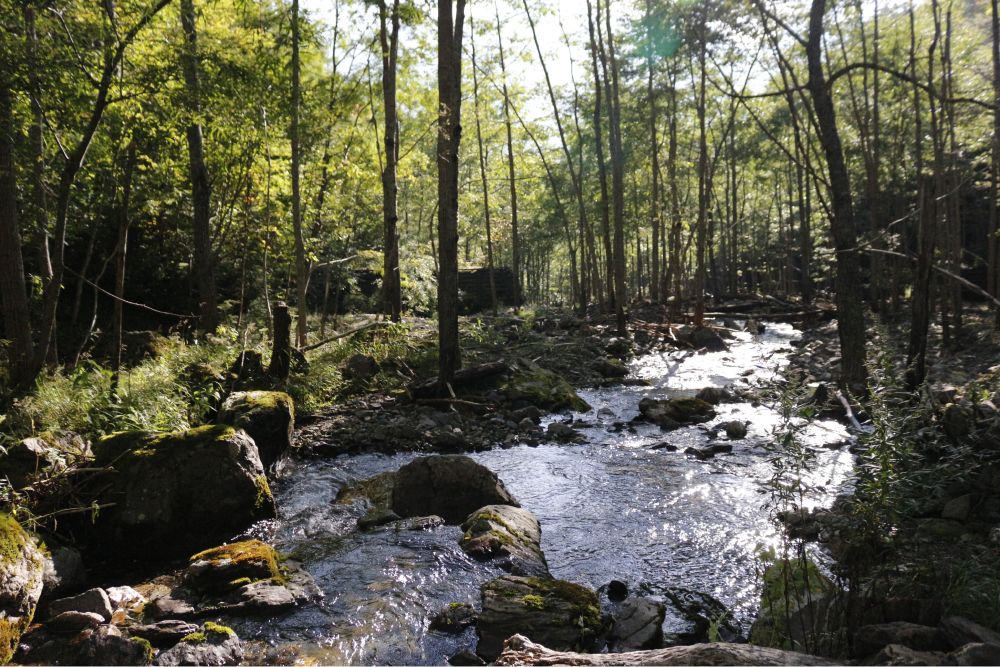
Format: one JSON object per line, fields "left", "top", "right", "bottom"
{"left": 392, "top": 455, "right": 519, "bottom": 524}
{"left": 0, "top": 513, "right": 47, "bottom": 663}
{"left": 149, "top": 541, "right": 321, "bottom": 619}
{"left": 477, "top": 575, "right": 603, "bottom": 662}
{"left": 459, "top": 506, "right": 549, "bottom": 578}
{"left": 89, "top": 425, "right": 276, "bottom": 557}
{"left": 0, "top": 432, "right": 91, "bottom": 490}
{"left": 155, "top": 622, "right": 242, "bottom": 666}
{"left": 219, "top": 391, "right": 294, "bottom": 472}
{"left": 506, "top": 359, "right": 592, "bottom": 413}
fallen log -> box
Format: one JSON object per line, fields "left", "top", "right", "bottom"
{"left": 410, "top": 361, "right": 508, "bottom": 398}
{"left": 494, "top": 634, "right": 840, "bottom": 666}
{"left": 298, "top": 321, "right": 388, "bottom": 352}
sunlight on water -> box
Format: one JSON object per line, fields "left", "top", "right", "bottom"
{"left": 229, "top": 323, "right": 855, "bottom": 665}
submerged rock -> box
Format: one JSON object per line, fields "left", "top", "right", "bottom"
{"left": 90, "top": 425, "right": 276, "bottom": 557}
{"left": 219, "top": 391, "right": 294, "bottom": 472}
{"left": 638, "top": 397, "right": 716, "bottom": 426}
{"left": 459, "top": 505, "right": 549, "bottom": 578}
{"left": 0, "top": 513, "right": 46, "bottom": 664}
{"left": 392, "top": 455, "right": 519, "bottom": 524}
{"left": 334, "top": 470, "right": 397, "bottom": 511}
{"left": 507, "top": 359, "right": 592, "bottom": 413}
{"left": 477, "top": 575, "right": 602, "bottom": 662}
{"left": 430, "top": 602, "right": 477, "bottom": 633}
{"left": 720, "top": 421, "right": 749, "bottom": 440}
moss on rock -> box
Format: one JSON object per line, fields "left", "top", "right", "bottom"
{"left": 507, "top": 359, "right": 591, "bottom": 412}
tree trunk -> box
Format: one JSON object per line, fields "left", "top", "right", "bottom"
{"left": 807, "top": 0, "right": 867, "bottom": 393}
{"left": 25, "top": 7, "right": 52, "bottom": 292}
{"left": 269, "top": 302, "right": 291, "bottom": 378}
{"left": 647, "top": 0, "right": 660, "bottom": 304}
{"left": 181, "top": 0, "right": 219, "bottom": 335}
{"left": 587, "top": 0, "right": 615, "bottom": 313}
{"left": 496, "top": 7, "right": 521, "bottom": 306}
{"left": 378, "top": 0, "right": 402, "bottom": 323}
{"left": 597, "top": 0, "right": 628, "bottom": 336}
{"left": 0, "top": 77, "right": 35, "bottom": 390}
{"left": 291, "top": 0, "right": 309, "bottom": 343}
{"left": 694, "top": 13, "right": 708, "bottom": 326}
{"left": 437, "top": 0, "right": 467, "bottom": 390}
{"left": 471, "top": 19, "right": 497, "bottom": 316}
{"left": 111, "top": 141, "right": 137, "bottom": 391}
{"left": 992, "top": 0, "right": 1000, "bottom": 326}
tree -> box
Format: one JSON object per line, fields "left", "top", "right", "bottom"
{"left": 377, "top": 0, "right": 402, "bottom": 322}
{"left": 437, "top": 0, "right": 467, "bottom": 390}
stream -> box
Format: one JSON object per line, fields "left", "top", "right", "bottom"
{"left": 231, "top": 323, "right": 854, "bottom": 665}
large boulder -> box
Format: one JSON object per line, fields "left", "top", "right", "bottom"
{"left": 41, "top": 546, "right": 86, "bottom": 598}
{"left": 0, "top": 513, "right": 46, "bottom": 663}
{"left": 507, "top": 359, "right": 592, "bottom": 413}
{"left": 477, "top": 575, "right": 602, "bottom": 662}
{"left": 854, "top": 622, "right": 948, "bottom": 656}
{"left": 392, "top": 455, "right": 519, "bottom": 524}
{"left": 219, "top": 391, "right": 294, "bottom": 472}
{"left": 459, "top": 505, "right": 549, "bottom": 578}
{"left": 47, "top": 587, "right": 113, "bottom": 622}
{"left": 638, "top": 397, "right": 716, "bottom": 426}
{"left": 90, "top": 425, "right": 276, "bottom": 556}
{"left": 610, "top": 598, "right": 666, "bottom": 652}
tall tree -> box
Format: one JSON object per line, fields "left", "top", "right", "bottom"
{"left": 377, "top": 0, "right": 402, "bottom": 322}
{"left": 181, "top": 0, "right": 219, "bottom": 335}
{"left": 992, "top": 0, "right": 1000, "bottom": 326}
{"left": 495, "top": 3, "right": 521, "bottom": 305}
{"left": 587, "top": 0, "right": 615, "bottom": 313}
{"left": 291, "top": 0, "right": 308, "bottom": 345}
{"left": 470, "top": 17, "right": 497, "bottom": 316}
{"left": 437, "top": 0, "right": 467, "bottom": 389}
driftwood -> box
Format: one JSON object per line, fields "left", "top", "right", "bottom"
{"left": 494, "top": 635, "right": 840, "bottom": 666}
{"left": 410, "top": 361, "right": 509, "bottom": 398}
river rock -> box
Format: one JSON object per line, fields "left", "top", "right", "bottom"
{"left": 695, "top": 387, "right": 731, "bottom": 405}
{"left": 392, "top": 455, "right": 519, "bottom": 524}
{"left": 477, "top": 575, "right": 602, "bottom": 662}
{"left": 607, "top": 580, "right": 628, "bottom": 601}
{"left": 0, "top": 514, "right": 46, "bottom": 663}
{"left": 129, "top": 620, "right": 201, "bottom": 648}
{"left": 685, "top": 327, "right": 729, "bottom": 351}
{"left": 493, "top": 633, "right": 840, "bottom": 666}
{"left": 866, "top": 643, "right": 944, "bottom": 666}
{"left": 459, "top": 505, "right": 549, "bottom": 578}
{"left": 156, "top": 622, "right": 242, "bottom": 666}
{"left": 507, "top": 358, "right": 592, "bottom": 412}
{"left": 638, "top": 397, "right": 716, "bottom": 425}
{"left": 721, "top": 421, "right": 748, "bottom": 439}
{"left": 429, "top": 602, "right": 477, "bottom": 633}
{"left": 41, "top": 546, "right": 86, "bottom": 598}
{"left": 595, "top": 358, "right": 629, "bottom": 378}
{"left": 78, "top": 634, "right": 154, "bottom": 666}
{"left": 219, "top": 391, "right": 294, "bottom": 472}
{"left": 48, "top": 587, "right": 113, "bottom": 621}
{"left": 449, "top": 649, "right": 487, "bottom": 665}
{"left": 186, "top": 540, "right": 281, "bottom": 594}
{"left": 335, "top": 470, "right": 396, "bottom": 510}
{"left": 941, "top": 404, "right": 972, "bottom": 440}
{"left": 854, "top": 622, "right": 948, "bottom": 656}
{"left": 940, "top": 495, "right": 971, "bottom": 522}
{"left": 611, "top": 597, "right": 665, "bottom": 651}
{"left": 547, "top": 422, "right": 579, "bottom": 441}
{"left": 358, "top": 509, "right": 401, "bottom": 531}
{"left": 938, "top": 615, "right": 1000, "bottom": 649}
{"left": 0, "top": 433, "right": 90, "bottom": 489}
{"left": 946, "top": 642, "right": 1000, "bottom": 666}
{"left": 47, "top": 610, "right": 104, "bottom": 633}
{"left": 90, "top": 425, "right": 276, "bottom": 556}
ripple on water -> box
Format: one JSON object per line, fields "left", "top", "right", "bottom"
{"left": 230, "top": 323, "right": 854, "bottom": 665}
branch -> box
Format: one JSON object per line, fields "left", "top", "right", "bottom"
{"left": 298, "top": 321, "right": 389, "bottom": 352}
{"left": 48, "top": 8, "right": 99, "bottom": 88}
{"left": 870, "top": 249, "right": 1000, "bottom": 307}
{"left": 64, "top": 266, "right": 198, "bottom": 318}
{"left": 827, "top": 62, "right": 995, "bottom": 111}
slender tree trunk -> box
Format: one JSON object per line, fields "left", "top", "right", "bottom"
{"left": 25, "top": 7, "right": 52, "bottom": 291}
{"left": 992, "top": 0, "right": 1000, "bottom": 326}
{"left": 0, "top": 76, "right": 35, "bottom": 390}
{"left": 471, "top": 20, "right": 497, "bottom": 316}
{"left": 111, "top": 141, "right": 137, "bottom": 391}
{"left": 598, "top": 0, "right": 628, "bottom": 336}
{"left": 378, "top": 0, "right": 402, "bottom": 323}
{"left": 495, "top": 6, "right": 521, "bottom": 306}
{"left": 587, "top": 0, "right": 615, "bottom": 313}
{"left": 694, "top": 13, "right": 708, "bottom": 327}
{"left": 647, "top": 0, "right": 660, "bottom": 304}
{"left": 291, "top": 0, "right": 308, "bottom": 344}
{"left": 437, "top": 0, "right": 467, "bottom": 389}
{"left": 807, "top": 0, "right": 867, "bottom": 393}
{"left": 181, "top": 0, "right": 219, "bottom": 335}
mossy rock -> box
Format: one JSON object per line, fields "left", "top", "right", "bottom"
{"left": 477, "top": 575, "right": 602, "bottom": 662}
{"left": 749, "top": 557, "right": 840, "bottom": 655}
{"left": 219, "top": 391, "right": 294, "bottom": 472}
{"left": 665, "top": 397, "right": 716, "bottom": 422}
{"left": 0, "top": 513, "right": 46, "bottom": 664}
{"left": 186, "top": 540, "right": 282, "bottom": 594}
{"left": 507, "top": 358, "right": 591, "bottom": 413}
{"left": 88, "top": 426, "right": 275, "bottom": 558}
{"left": 459, "top": 505, "right": 549, "bottom": 578}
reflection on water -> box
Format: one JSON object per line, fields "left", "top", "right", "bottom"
{"left": 231, "top": 323, "right": 854, "bottom": 665}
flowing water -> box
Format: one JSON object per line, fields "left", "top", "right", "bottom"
{"left": 231, "top": 323, "right": 854, "bottom": 665}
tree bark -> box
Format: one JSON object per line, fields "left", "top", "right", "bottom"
{"left": 992, "top": 0, "right": 1000, "bottom": 326}
{"left": 181, "top": 0, "right": 219, "bottom": 335}
{"left": 291, "top": 0, "right": 309, "bottom": 344}
{"left": 647, "top": 0, "right": 660, "bottom": 304}
{"left": 587, "top": 0, "right": 614, "bottom": 314}
{"left": 0, "top": 75, "right": 35, "bottom": 390}
{"left": 496, "top": 6, "right": 521, "bottom": 306}
{"left": 378, "top": 0, "right": 402, "bottom": 323}
{"left": 806, "top": 0, "right": 867, "bottom": 393}
{"left": 437, "top": 0, "right": 467, "bottom": 390}
{"left": 694, "top": 11, "right": 708, "bottom": 326}
{"left": 25, "top": 7, "right": 52, "bottom": 291}
{"left": 111, "top": 141, "right": 137, "bottom": 391}
{"left": 470, "top": 19, "right": 497, "bottom": 316}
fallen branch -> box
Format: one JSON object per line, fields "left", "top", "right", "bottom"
{"left": 870, "top": 248, "right": 1000, "bottom": 308}
{"left": 415, "top": 398, "right": 496, "bottom": 410}
{"left": 838, "top": 391, "right": 863, "bottom": 430}
{"left": 298, "top": 321, "right": 388, "bottom": 352}
{"left": 410, "top": 361, "right": 508, "bottom": 398}
{"left": 494, "top": 634, "right": 839, "bottom": 666}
